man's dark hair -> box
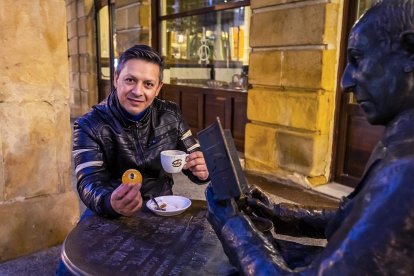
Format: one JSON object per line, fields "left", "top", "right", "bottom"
{"left": 116, "top": 45, "right": 164, "bottom": 82}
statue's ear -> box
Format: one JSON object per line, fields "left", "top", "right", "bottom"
{"left": 400, "top": 31, "right": 414, "bottom": 72}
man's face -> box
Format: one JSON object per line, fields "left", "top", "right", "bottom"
{"left": 341, "top": 21, "right": 412, "bottom": 125}
{"left": 114, "top": 59, "right": 163, "bottom": 115}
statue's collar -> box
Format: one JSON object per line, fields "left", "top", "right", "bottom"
{"left": 383, "top": 109, "right": 414, "bottom": 147}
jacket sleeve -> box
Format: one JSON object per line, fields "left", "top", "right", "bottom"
{"left": 175, "top": 110, "right": 210, "bottom": 184}
{"left": 216, "top": 160, "right": 414, "bottom": 275}
{"left": 270, "top": 202, "right": 337, "bottom": 238}
{"left": 73, "top": 119, "right": 120, "bottom": 217}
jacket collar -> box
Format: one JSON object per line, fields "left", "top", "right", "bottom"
{"left": 348, "top": 109, "right": 414, "bottom": 199}
{"left": 382, "top": 109, "right": 414, "bottom": 148}
{"left": 107, "top": 90, "right": 152, "bottom": 127}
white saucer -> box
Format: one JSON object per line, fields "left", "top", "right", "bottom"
{"left": 146, "top": 195, "right": 192, "bottom": 216}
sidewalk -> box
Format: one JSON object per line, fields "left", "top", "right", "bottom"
{"left": 0, "top": 170, "right": 339, "bottom": 275}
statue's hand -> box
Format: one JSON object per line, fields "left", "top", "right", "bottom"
{"left": 245, "top": 185, "right": 279, "bottom": 220}
{"left": 205, "top": 184, "right": 239, "bottom": 234}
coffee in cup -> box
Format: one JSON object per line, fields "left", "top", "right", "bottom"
{"left": 160, "top": 150, "right": 189, "bottom": 173}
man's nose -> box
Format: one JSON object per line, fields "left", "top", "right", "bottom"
{"left": 131, "top": 83, "right": 144, "bottom": 95}
{"left": 341, "top": 65, "right": 356, "bottom": 93}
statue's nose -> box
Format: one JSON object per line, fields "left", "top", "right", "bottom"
{"left": 341, "top": 65, "right": 356, "bottom": 93}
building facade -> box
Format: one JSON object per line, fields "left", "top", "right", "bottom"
{"left": 0, "top": 0, "right": 380, "bottom": 261}
{"left": 67, "top": 0, "right": 378, "bottom": 188}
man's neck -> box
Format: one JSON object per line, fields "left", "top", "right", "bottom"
{"left": 119, "top": 105, "right": 147, "bottom": 122}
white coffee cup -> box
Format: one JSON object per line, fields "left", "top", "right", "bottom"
{"left": 160, "top": 150, "right": 189, "bottom": 173}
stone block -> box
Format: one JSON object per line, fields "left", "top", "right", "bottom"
{"left": 116, "top": 0, "right": 142, "bottom": 8}
{"left": 66, "top": 1, "right": 77, "bottom": 21}
{"left": 80, "top": 73, "right": 89, "bottom": 91}
{"left": 0, "top": 102, "right": 68, "bottom": 200}
{"left": 247, "top": 88, "right": 333, "bottom": 134}
{"left": 250, "top": 4, "right": 330, "bottom": 47}
{"left": 70, "top": 90, "right": 83, "bottom": 117}
{"left": 116, "top": 8, "right": 128, "bottom": 31}
{"left": 139, "top": 4, "right": 150, "bottom": 28}
{"left": 251, "top": 0, "right": 302, "bottom": 9}
{"left": 87, "top": 75, "right": 98, "bottom": 106}
{"left": 77, "top": 17, "right": 87, "bottom": 36}
{"left": 77, "top": 0, "right": 85, "bottom": 18}
{"left": 78, "top": 36, "right": 89, "bottom": 55}
{"left": 249, "top": 51, "right": 282, "bottom": 86}
{"left": 79, "top": 54, "right": 90, "bottom": 73}
{"left": 276, "top": 131, "right": 329, "bottom": 177}
{"left": 70, "top": 73, "right": 80, "bottom": 90}
{"left": 127, "top": 5, "right": 140, "bottom": 28}
{"left": 67, "top": 19, "right": 78, "bottom": 39}
{"left": 244, "top": 123, "right": 278, "bottom": 172}
{"left": 282, "top": 50, "right": 323, "bottom": 89}
{"left": 68, "top": 37, "right": 79, "bottom": 55}
{"left": 116, "top": 30, "right": 150, "bottom": 53}
{"left": 0, "top": 0, "right": 70, "bottom": 103}
{"left": 281, "top": 50, "right": 339, "bottom": 90}
{"left": 81, "top": 90, "right": 90, "bottom": 113}
{"left": 69, "top": 56, "right": 79, "bottom": 72}
{"left": 0, "top": 191, "right": 80, "bottom": 262}
{"left": 250, "top": 50, "right": 336, "bottom": 89}
{"left": 325, "top": 3, "right": 341, "bottom": 47}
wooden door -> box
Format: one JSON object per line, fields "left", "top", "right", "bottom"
{"left": 232, "top": 94, "right": 247, "bottom": 151}
{"left": 180, "top": 88, "right": 204, "bottom": 134}
{"left": 204, "top": 94, "right": 232, "bottom": 129}
{"left": 334, "top": 0, "right": 384, "bottom": 187}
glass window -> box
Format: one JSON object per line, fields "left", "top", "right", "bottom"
{"left": 159, "top": 2, "right": 251, "bottom": 90}
{"left": 160, "top": 0, "right": 246, "bottom": 16}
{"left": 356, "top": 0, "right": 375, "bottom": 18}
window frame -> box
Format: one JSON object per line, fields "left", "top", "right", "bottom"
{"left": 151, "top": 1, "right": 250, "bottom": 55}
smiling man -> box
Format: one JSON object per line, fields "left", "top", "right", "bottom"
{"left": 205, "top": 0, "right": 414, "bottom": 275}
{"left": 72, "top": 45, "right": 209, "bottom": 218}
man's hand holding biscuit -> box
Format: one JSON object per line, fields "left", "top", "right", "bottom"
{"left": 111, "top": 169, "right": 143, "bottom": 216}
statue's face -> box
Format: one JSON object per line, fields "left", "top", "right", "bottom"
{"left": 341, "top": 20, "right": 413, "bottom": 125}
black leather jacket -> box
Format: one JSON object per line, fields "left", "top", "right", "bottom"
{"left": 73, "top": 91, "right": 207, "bottom": 217}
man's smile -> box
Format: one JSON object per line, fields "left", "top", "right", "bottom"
{"left": 127, "top": 96, "right": 144, "bottom": 104}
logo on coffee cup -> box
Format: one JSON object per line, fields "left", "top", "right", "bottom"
{"left": 172, "top": 159, "right": 182, "bottom": 167}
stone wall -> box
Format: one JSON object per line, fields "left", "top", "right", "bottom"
{"left": 0, "top": 0, "right": 80, "bottom": 261}
{"left": 67, "top": 0, "right": 98, "bottom": 117}
{"left": 115, "top": 0, "right": 151, "bottom": 54}
{"left": 245, "top": 0, "right": 343, "bottom": 186}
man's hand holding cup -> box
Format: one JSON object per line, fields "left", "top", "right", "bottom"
{"left": 161, "top": 150, "right": 209, "bottom": 180}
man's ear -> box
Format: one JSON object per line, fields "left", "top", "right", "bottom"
{"left": 400, "top": 31, "right": 414, "bottom": 72}
{"left": 155, "top": 82, "right": 163, "bottom": 97}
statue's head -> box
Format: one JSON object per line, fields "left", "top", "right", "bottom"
{"left": 341, "top": 0, "right": 414, "bottom": 125}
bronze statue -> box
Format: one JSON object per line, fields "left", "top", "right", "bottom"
{"left": 206, "top": 0, "right": 414, "bottom": 274}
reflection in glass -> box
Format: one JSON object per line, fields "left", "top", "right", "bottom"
{"left": 160, "top": 0, "right": 245, "bottom": 16}
{"left": 98, "top": 6, "right": 110, "bottom": 80}
{"left": 160, "top": 6, "right": 251, "bottom": 90}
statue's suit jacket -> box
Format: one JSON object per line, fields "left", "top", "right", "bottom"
{"left": 217, "top": 110, "right": 414, "bottom": 275}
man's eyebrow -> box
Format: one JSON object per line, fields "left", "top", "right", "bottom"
{"left": 123, "top": 74, "right": 137, "bottom": 80}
